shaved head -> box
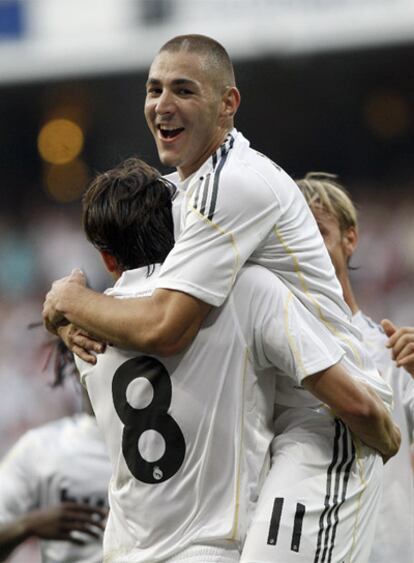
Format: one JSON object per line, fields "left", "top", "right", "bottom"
{"left": 158, "top": 34, "right": 236, "bottom": 93}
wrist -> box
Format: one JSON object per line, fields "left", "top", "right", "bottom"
{"left": 15, "top": 515, "right": 35, "bottom": 539}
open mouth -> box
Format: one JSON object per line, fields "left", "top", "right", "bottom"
{"left": 158, "top": 126, "right": 185, "bottom": 141}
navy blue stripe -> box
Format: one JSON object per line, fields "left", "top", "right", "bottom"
{"left": 193, "top": 178, "right": 203, "bottom": 210}
{"left": 313, "top": 420, "right": 342, "bottom": 563}
{"left": 320, "top": 422, "right": 349, "bottom": 562}
{"left": 327, "top": 430, "right": 355, "bottom": 563}
{"left": 291, "top": 503, "right": 306, "bottom": 552}
{"left": 267, "top": 497, "right": 284, "bottom": 546}
{"left": 207, "top": 152, "right": 228, "bottom": 221}
{"left": 199, "top": 174, "right": 211, "bottom": 216}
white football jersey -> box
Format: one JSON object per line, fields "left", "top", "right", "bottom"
{"left": 157, "top": 130, "right": 392, "bottom": 407}
{"left": 0, "top": 413, "right": 111, "bottom": 563}
{"left": 77, "top": 263, "right": 344, "bottom": 563}
{"left": 353, "top": 312, "right": 414, "bottom": 563}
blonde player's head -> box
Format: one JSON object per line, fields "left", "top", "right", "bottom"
{"left": 297, "top": 172, "right": 358, "bottom": 233}
{"left": 296, "top": 172, "right": 358, "bottom": 274}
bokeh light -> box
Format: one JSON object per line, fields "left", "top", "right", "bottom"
{"left": 364, "top": 91, "right": 411, "bottom": 140}
{"left": 37, "top": 118, "right": 84, "bottom": 165}
{"left": 44, "top": 159, "right": 89, "bottom": 202}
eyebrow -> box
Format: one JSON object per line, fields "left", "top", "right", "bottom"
{"left": 146, "top": 78, "right": 199, "bottom": 88}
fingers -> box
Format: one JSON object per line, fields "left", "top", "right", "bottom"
{"left": 57, "top": 324, "right": 105, "bottom": 364}
{"left": 60, "top": 505, "right": 107, "bottom": 536}
{"left": 42, "top": 290, "right": 67, "bottom": 334}
{"left": 74, "top": 333, "right": 106, "bottom": 355}
{"left": 42, "top": 270, "right": 85, "bottom": 333}
{"left": 60, "top": 502, "right": 107, "bottom": 517}
{"left": 381, "top": 318, "right": 396, "bottom": 338}
{"left": 72, "top": 345, "right": 97, "bottom": 364}
{"left": 386, "top": 327, "right": 414, "bottom": 357}
{"left": 383, "top": 323, "right": 414, "bottom": 377}
{"left": 69, "top": 268, "right": 87, "bottom": 285}
{"left": 396, "top": 351, "right": 414, "bottom": 370}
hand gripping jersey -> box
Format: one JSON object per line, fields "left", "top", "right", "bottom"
{"left": 353, "top": 312, "right": 414, "bottom": 563}
{"left": 77, "top": 263, "right": 344, "bottom": 563}
{"left": 157, "top": 129, "right": 392, "bottom": 408}
{"left": 0, "top": 413, "right": 111, "bottom": 563}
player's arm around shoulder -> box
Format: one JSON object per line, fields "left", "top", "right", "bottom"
{"left": 43, "top": 269, "right": 210, "bottom": 358}
{"left": 303, "top": 364, "right": 401, "bottom": 463}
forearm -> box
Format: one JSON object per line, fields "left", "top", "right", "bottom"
{"left": 336, "top": 386, "right": 401, "bottom": 461}
{"left": 52, "top": 284, "right": 209, "bottom": 356}
{"left": 303, "top": 364, "right": 400, "bottom": 460}
{"left": 0, "top": 518, "right": 33, "bottom": 561}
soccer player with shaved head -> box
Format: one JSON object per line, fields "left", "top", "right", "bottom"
{"left": 43, "top": 35, "right": 400, "bottom": 561}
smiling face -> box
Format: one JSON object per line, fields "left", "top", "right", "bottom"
{"left": 145, "top": 50, "right": 239, "bottom": 179}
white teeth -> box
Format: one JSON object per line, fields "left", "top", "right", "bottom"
{"left": 159, "top": 126, "right": 181, "bottom": 131}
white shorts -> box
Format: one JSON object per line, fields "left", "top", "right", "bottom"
{"left": 241, "top": 408, "right": 383, "bottom": 563}
{"left": 106, "top": 543, "right": 240, "bottom": 562}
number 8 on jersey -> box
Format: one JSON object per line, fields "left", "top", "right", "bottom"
{"left": 112, "top": 356, "right": 186, "bottom": 484}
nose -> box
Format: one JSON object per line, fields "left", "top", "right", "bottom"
{"left": 155, "top": 90, "right": 175, "bottom": 116}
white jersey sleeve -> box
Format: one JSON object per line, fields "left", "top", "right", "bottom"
{"left": 156, "top": 143, "right": 283, "bottom": 306}
{"left": 230, "top": 265, "right": 344, "bottom": 389}
{"left": 0, "top": 431, "right": 40, "bottom": 522}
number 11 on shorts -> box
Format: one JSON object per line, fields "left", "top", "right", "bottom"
{"left": 267, "top": 497, "right": 306, "bottom": 553}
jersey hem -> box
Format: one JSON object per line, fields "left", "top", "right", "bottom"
{"left": 155, "top": 279, "right": 225, "bottom": 307}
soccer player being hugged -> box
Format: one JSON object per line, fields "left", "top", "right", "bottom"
{"left": 43, "top": 36, "right": 400, "bottom": 562}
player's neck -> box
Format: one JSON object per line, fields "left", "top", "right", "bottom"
{"left": 338, "top": 272, "right": 359, "bottom": 315}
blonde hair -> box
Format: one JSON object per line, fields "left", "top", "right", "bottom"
{"left": 296, "top": 172, "right": 358, "bottom": 232}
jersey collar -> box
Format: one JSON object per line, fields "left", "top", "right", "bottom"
{"left": 105, "top": 264, "right": 162, "bottom": 298}
{"left": 184, "top": 128, "right": 238, "bottom": 191}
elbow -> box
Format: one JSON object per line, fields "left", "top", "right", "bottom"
{"left": 127, "top": 323, "right": 190, "bottom": 357}
{"left": 146, "top": 331, "right": 188, "bottom": 357}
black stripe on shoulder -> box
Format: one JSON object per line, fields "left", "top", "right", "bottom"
{"left": 207, "top": 151, "right": 228, "bottom": 221}
{"left": 199, "top": 174, "right": 211, "bottom": 216}
{"left": 193, "top": 177, "right": 204, "bottom": 210}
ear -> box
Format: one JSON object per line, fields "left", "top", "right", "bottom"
{"left": 221, "top": 86, "right": 241, "bottom": 118}
{"left": 99, "top": 250, "right": 119, "bottom": 274}
{"left": 342, "top": 226, "right": 358, "bottom": 259}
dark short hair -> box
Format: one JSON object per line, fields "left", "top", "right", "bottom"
{"left": 159, "top": 34, "right": 236, "bottom": 89}
{"left": 82, "top": 157, "right": 175, "bottom": 273}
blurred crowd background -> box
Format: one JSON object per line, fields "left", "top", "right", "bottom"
{"left": 0, "top": 1, "right": 413, "bottom": 560}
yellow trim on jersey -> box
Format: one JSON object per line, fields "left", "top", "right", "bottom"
{"left": 274, "top": 226, "right": 363, "bottom": 368}
{"left": 283, "top": 290, "right": 308, "bottom": 377}
{"left": 188, "top": 203, "right": 241, "bottom": 293}
{"left": 229, "top": 348, "right": 250, "bottom": 541}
